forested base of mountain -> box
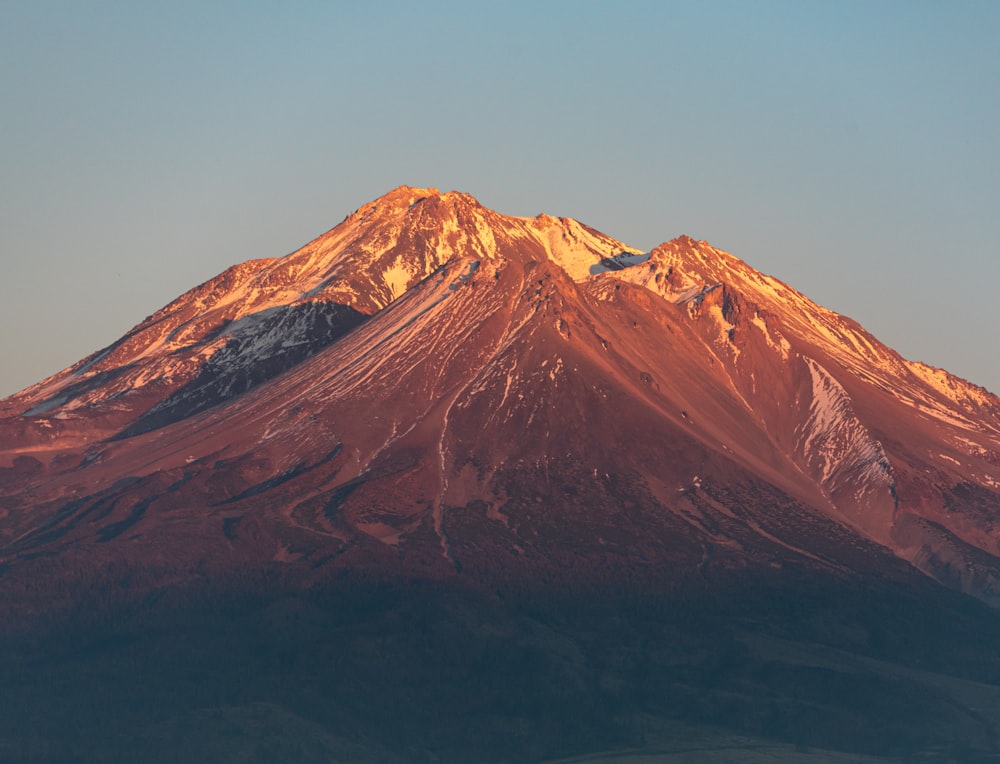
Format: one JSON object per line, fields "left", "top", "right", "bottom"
{"left": 2, "top": 572, "right": 1000, "bottom": 763}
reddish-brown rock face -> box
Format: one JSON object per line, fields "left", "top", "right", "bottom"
{"left": 2, "top": 186, "right": 1000, "bottom": 610}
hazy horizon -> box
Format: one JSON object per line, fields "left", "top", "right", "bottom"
{"left": 2, "top": 1, "right": 998, "bottom": 397}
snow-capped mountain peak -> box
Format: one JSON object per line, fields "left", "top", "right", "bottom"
{"left": 3, "top": 186, "right": 1000, "bottom": 608}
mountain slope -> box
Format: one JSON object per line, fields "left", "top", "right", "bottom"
{"left": 606, "top": 235, "right": 1000, "bottom": 599}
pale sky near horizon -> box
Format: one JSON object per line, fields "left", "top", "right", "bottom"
{"left": 1, "top": 1, "right": 998, "bottom": 397}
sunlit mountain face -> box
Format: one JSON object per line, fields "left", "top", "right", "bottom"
{"left": 3, "top": 187, "right": 1000, "bottom": 762}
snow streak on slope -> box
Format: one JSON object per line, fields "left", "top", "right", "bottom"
{"left": 797, "top": 357, "right": 894, "bottom": 498}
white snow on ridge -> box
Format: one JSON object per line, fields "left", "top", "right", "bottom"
{"left": 521, "top": 214, "right": 642, "bottom": 281}
{"left": 906, "top": 360, "right": 998, "bottom": 414}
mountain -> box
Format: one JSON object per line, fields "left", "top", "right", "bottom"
{"left": 3, "top": 185, "right": 999, "bottom": 603}
{"left": 3, "top": 186, "right": 1000, "bottom": 762}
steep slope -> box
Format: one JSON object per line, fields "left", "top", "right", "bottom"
{"left": 606, "top": 235, "right": 1000, "bottom": 600}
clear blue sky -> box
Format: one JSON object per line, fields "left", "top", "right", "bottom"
{"left": 2, "top": 1, "right": 998, "bottom": 397}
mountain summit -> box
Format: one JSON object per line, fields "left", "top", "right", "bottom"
{"left": 5, "top": 187, "right": 1000, "bottom": 761}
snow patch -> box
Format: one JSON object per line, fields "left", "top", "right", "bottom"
{"left": 797, "top": 357, "right": 893, "bottom": 493}
{"left": 383, "top": 259, "right": 415, "bottom": 300}
{"left": 751, "top": 312, "right": 790, "bottom": 360}
{"left": 548, "top": 357, "right": 563, "bottom": 382}
{"left": 905, "top": 360, "right": 998, "bottom": 421}
{"left": 522, "top": 215, "right": 642, "bottom": 280}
